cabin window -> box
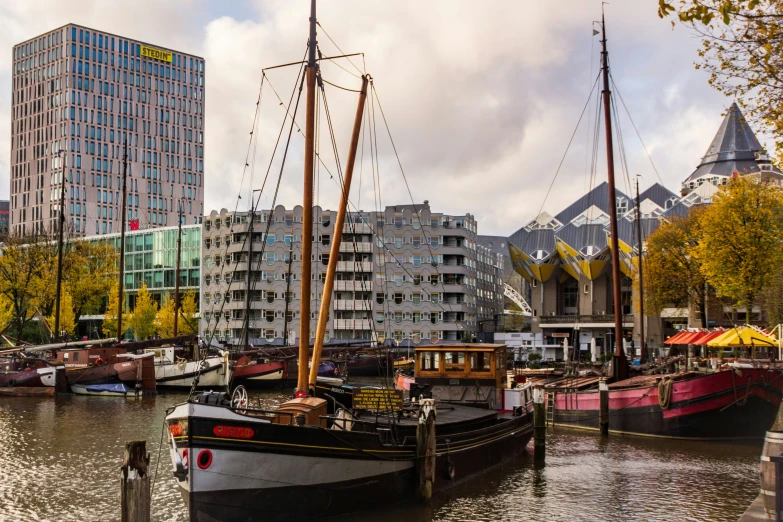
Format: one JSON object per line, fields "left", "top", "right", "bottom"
{"left": 73, "top": 352, "right": 79, "bottom": 362}
{"left": 469, "top": 352, "right": 490, "bottom": 372}
{"left": 443, "top": 351, "right": 465, "bottom": 372}
{"left": 419, "top": 351, "right": 440, "bottom": 372}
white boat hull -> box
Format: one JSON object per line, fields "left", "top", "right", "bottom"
{"left": 155, "top": 356, "right": 230, "bottom": 388}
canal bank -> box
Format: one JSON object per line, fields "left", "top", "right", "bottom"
{"left": 0, "top": 388, "right": 761, "bottom": 521}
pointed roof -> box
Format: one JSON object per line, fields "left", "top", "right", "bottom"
{"left": 554, "top": 182, "right": 633, "bottom": 225}
{"left": 702, "top": 102, "right": 762, "bottom": 164}
{"left": 684, "top": 102, "right": 779, "bottom": 183}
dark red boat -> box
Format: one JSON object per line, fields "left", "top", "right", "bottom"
{"left": 232, "top": 356, "right": 287, "bottom": 388}
{"left": 0, "top": 354, "right": 65, "bottom": 392}
{"left": 547, "top": 368, "right": 783, "bottom": 439}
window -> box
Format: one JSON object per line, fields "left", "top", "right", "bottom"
{"left": 376, "top": 293, "right": 385, "bottom": 304}
{"left": 413, "top": 312, "right": 421, "bottom": 324}
{"left": 469, "top": 351, "right": 491, "bottom": 372}
{"left": 394, "top": 293, "right": 403, "bottom": 305}
{"left": 375, "top": 312, "right": 385, "bottom": 324}
{"left": 412, "top": 294, "right": 421, "bottom": 305}
{"left": 420, "top": 351, "right": 440, "bottom": 371}
{"left": 444, "top": 351, "right": 465, "bottom": 372}
{"left": 394, "top": 312, "right": 403, "bottom": 324}
{"left": 413, "top": 274, "right": 421, "bottom": 286}
{"left": 266, "top": 234, "right": 276, "bottom": 246}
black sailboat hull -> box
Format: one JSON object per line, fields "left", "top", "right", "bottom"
{"left": 168, "top": 402, "right": 532, "bottom": 521}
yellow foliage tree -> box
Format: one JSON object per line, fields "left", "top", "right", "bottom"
{"left": 48, "top": 288, "right": 76, "bottom": 338}
{"left": 128, "top": 284, "right": 158, "bottom": 340}
{"left": 103, "top": 283, "right": 129, "bottom": 339}
{"left": 695, "top": 177, "right": 783, "bottom": 322}
{"left": 0, "top": 293, "right": 14, "bottom": 334}
{"left": 179, "top": 290, "right": 199, "bottom": 335}
{"left": 643, "top": 211, "right": 709, "bottom": 327}
{"left": 156, "top": 293, "right": 176, "bottom": 338}
{"left": 156, "top": 290, "right": 199, "bottom": 338}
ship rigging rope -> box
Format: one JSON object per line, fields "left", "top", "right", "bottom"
{"left": 658, "top": 377, "right": 673, "bottom": 410}
{"left": 198, "top": 47, "right": 306, "bottom": 364}
{"left": 192, "top": 49, "right": 307, "bottom": 397}
{"left": 518, "top": 72, "right": 600, "bottom": 256}
{"left": 263, "top": 74, "right": 473, "bottom": 338}
{"left": 609, "top": 74, "right": 665, "bottom": 186}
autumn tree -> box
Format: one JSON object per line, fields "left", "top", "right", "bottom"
{"left": 47, "top": 288, "right": 76, "bottom": 339}
{"left": 128, "top": 284, "right": 158, "bottom": 340}
{"left": 156, "top": 294, "right": 176, "bottom": 338}
{"left": 695, "top": 177, "right": 783, "bottom": 322}
{"left": 67, "top": 240, "right": 118, "bottom": 321}
{"left": 643, "top": 211, "right": 710, "bottom": 326}
{"left": 157, "top": 291, "right": 200, "bottom": 338}
{"left": 179, "top": 291, "right": 199, "bottom": 335}
{"left": 103, "top": 283, "right": 129, "bottom": 339}
{"left": 659, "top": 0, "right": 783, "bottom": 158}
{"left": 0, "top": 233, "right": 50, "bottom": 339}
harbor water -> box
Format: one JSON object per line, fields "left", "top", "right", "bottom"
{"left": 0, "top": 387, "right": 760, "bottom": 522}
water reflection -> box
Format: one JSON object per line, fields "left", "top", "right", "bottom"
{"left": 0, "top": 391, "right": 760, "bottom": 522}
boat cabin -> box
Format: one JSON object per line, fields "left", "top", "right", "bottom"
{"left": 54, "top": 346, "right": 127, "bottom": 368}
{"left": 413, "top": 344, "right": 507, "bottom": 408}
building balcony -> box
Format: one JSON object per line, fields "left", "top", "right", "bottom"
{"left": 343, "top": 222, "right": 372, "bottom": 234}
{"left": 537, "top": 314, "right": 634, "bottom": 328}
{"left": 335, "top": 280, "right": 373, "bottom": 292}
{"left": 333, "top": 300, "right": 373, "bottom": 311}
{"left": 339, "top": 242, "right": 373, "bottom": 253}
{"left": 333, "top": 319, "right": 373, "bottom": 330}
{"left": 336, "top": 261, "right": 373, "bottom": 272}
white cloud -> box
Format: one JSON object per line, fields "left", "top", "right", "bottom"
{"left": 0, "top": 0, "right": 745, "bottom": 236}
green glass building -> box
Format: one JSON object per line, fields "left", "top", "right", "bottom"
{"left": 88, "top": 224, "right": 201, "bottom": 308}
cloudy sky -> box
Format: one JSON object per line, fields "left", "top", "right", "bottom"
{"left": 0, "top": 0, "right": 764, "bottom": 235}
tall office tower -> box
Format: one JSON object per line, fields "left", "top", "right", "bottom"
{"left": 10, "top": 24, "right": 205, "bottom": 237}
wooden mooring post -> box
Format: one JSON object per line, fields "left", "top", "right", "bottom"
{"left": 416, "top": 399, "right": 436, "bottom": 502}
{"left": 121, "top": 440, "right": 150, "bottom": 522}
{"left": 533, "top": 386, "right": 545, "bottom": 461}
{"left": 599, "top": 378, "right": 609, "bottom": 436}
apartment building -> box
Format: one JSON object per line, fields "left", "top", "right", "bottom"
{"left": 200, "top": 203, "right": 503, "bottom": 346}
{"left": 10, "top": 24, "right": 205, "bottom": 237}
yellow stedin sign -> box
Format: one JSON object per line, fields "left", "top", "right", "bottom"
{"left": 140, "top": 45, "right": 172, "bottom": 63}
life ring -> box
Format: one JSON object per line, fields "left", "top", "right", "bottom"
{"left": 444, "top": 460, "right": 455, "bottom": 480}
{"left": 182, "top": 449, "right": 189, "bottom": 468}
{"left": 197, "top": 449, "right": 213, "bottom": 470}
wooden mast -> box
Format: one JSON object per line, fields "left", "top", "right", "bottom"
{"left": 174, "top": 201, "right": 183, "bottom": 337}
{"left": 296, "top": 0, "right": 318, "bottom": 395}
{"left": 117, "top": 137, "right": 129, "bottom": 342}
{"left": 600, "top": 14, "right": 628, "bottom": 381}
{"left": 308, "top": 75, "right": 369, "bottom": 393}
{"left": 53, "top": 150, "right": 66, "bottom": 341}
{"left": 635, "top": 177, "right": 647, "bottom": 363}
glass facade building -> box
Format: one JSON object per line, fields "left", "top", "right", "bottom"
{"left": 88, "top": 223, "right": 200, "bottom": 308}
{"left": 10, "top": 24, "right": 205, "bottom": 237}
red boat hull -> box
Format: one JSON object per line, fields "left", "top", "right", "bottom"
{"left": 64, "top": 361, "right": 139, "bottom": 386}
{"left": 232, "top": 359, "right": 287, "bottom": 388}
{"left": 550, "top": 369, "right": 783, "bottom": 439}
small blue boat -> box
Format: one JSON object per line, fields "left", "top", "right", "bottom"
{"left": 70, "top": 383, "right": 142, "bottom": 397}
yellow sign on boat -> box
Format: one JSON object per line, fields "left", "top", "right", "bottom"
{"left": 140, "top": 45, "right": 172, "bottom": 63}
{"left": 353, "top": 388, "right": 403, "bottom": 411}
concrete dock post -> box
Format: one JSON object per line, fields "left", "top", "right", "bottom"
{"left": 121, "top": 440, "right": 150, "bottom": 522}
{"left": 599, "top": 378, "right": 609, "bottom": 436}
{"left": 533, "top": 386, "right": 546, "bottom": 461}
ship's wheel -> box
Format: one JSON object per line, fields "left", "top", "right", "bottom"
{"left": 231, "top": 385, "right": 248, "bottom": 413}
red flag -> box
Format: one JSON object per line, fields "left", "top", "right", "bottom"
{"left": 129, "top": 219, "right": 139, "bottom": 231}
